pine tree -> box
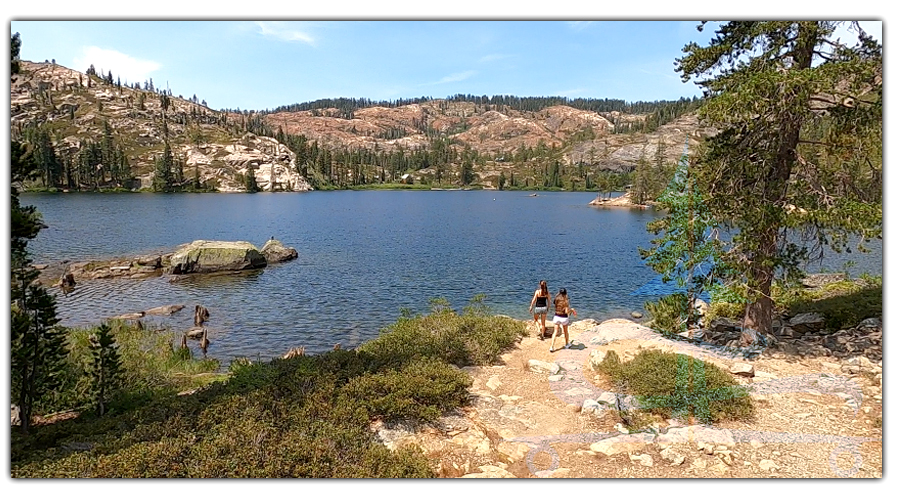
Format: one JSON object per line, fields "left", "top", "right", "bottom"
{"left": 245, "top": 165, "right": 259, "bottom": 193}
{"left": 640, "top": 139, "right": 723, "bottom": 328}
{"left": 151, "top": 144, "right": 174, "bottom": 192}
{"left": 88, "top": 324, "right": 122, "bottom": 416}
{"left": 11, "top": 32, "right": 21, "bottom": 74}
{"left": 677, "top": 22, "right": 882, "bottom": 343}
{"left": 11, "top": 140, "right": 69, "bottom": 433}
{"left": 630, "top": 153, "right": 651, "bottom": 204}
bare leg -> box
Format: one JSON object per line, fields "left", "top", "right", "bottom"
{"left": 563, "top": 325, "right": 570, "bottom": 347}
{"left": 550, "top": 323, "right": 559, "bottom": 351}
{"left": 540, "top": 313, "right": 547, "bottom": 337}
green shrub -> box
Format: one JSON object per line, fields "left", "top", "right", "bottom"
{"left": 774, "top": 279, "right": 882, "bottom": 330}
{"left": 343, "top": 357, "right": 471, "bottom": 422}
{"left": 13, "top": 303, "right": 523, "bottom": 478}
{"left": 596, "top": 350, "right": 622, "bottom": 379}
{"left": 357, "top": 297, "right": 524, "bottom": 369}
{"left": 705, "top": 283, "right": 747, "bottom": 322}
{"left": 596, "top": 350, "right": 753, "bottom": 424}
{"left": 36, "top": 321, "right": 220, "bottom": 416}
{"left": 645, "top": 293, "right": 689, "bottom": 335}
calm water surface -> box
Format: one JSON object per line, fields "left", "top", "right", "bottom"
{"left": 23, "top": 191, "right": 881, "bottom": 362}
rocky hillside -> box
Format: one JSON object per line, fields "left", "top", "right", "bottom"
{"left": 11, "top": 61, "right": 310, "bottom": 192}
{"left": 266, "top": 101, "right": 712, "bottom": 173}
{"left": 12, "top": 60, "right": 710, "bottom": 191}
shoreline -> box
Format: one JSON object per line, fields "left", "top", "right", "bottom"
{"left": 21, "top": 186, "right": 608, "bottom": 195}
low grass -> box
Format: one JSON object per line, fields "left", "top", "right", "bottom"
{"left": 703, "top": 275, "right": 882, "bottom": 331}
{"left": 595, "top": 349, "right": 753, "bottom": 425}
{"left": 773, "top": 276, "right": 882, "bottom": 331}
{"left": 12, "top": 298, "right": 525, "bottom": 478}
{"left": 37, "top": 320, "right": 221, "bottom": 417}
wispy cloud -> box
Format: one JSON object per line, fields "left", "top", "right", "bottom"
{"left": 255, "top": 21, "right": 316, "bottom": 45}
{"left": 433, "top": 70, "right": 476, "bottom": 85}
{"left": 566, "top": 21, "right": 594, "bottom": 32}
{"left": 479, "top": 53, "right": 512, "bottom": 63}
{"left": 72, "top": 46, "right": 160, "bottom": 83}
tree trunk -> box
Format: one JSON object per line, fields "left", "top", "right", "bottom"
{"left": 740, "top": 23, "right": 819, "bottom": 346}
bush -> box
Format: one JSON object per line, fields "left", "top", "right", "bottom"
{"left": 13, "top": 301, "right": 521, "bottom": 478}
{"left": 343, "top": 357, "right": 471, "bottom": 422}
{"left": 705, "top": 283, "right": 747, "bottom": 322}
{"left": 645, "top": 293, "right": 690, "bottom": 335}
{"left": 774, "top": 278, "right": 882, "bottom": 330}
{"left": 37, "top": 320, "right": 220, "bottom": 416}
{"left": 357, "top": 297, "right": 524, "bottom": 369}
{"left": 596, "top": 349, "right": 753, "bottom": 424}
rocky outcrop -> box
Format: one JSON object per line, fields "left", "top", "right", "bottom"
{"left": 260, "top": 238, "right": 298, "bottom": 263}
{"left": 144, "top": 304, "right": 185, "bottom": 316}
{"left": 589, "top": 193, "right": 652, "bottom": 208}
{"left": 683, "top": 315, "right": 882, "bottom": 361}
{"left": 169, "top": 240, "right": 267, "bottom": 274}
{"left": 801, "top": 273, "right": 849, "bottom": 288}
{"left": 12, "top": 62, "right": 312, "bottom": 194}
{"left": 175, "top": 134, "right": 313, "bottom": 193}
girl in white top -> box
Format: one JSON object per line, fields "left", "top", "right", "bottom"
{"left": 549, "top": 288, "right": 576, "bottom": 352}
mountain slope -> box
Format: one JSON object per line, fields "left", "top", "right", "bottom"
{"left": 12, "top": 61, "right": 310, "bottom": 192}
{"left": 11, "top": 60, "right": 710, "bottom": 192}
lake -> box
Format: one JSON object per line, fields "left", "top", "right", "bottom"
{"left": 22, "top": 191, "right": 882, "bottom": 362}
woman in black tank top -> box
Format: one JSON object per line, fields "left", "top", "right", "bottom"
{"left": 529, "top": 280, "right": 550, "bottom": 339}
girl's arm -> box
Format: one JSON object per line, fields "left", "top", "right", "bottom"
{"left": 529, "top": 290, "right": 539, "bottom": 309}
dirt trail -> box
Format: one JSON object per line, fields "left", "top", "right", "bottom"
{"left": 373, "top": 318, "right": 882, "bottom": 478}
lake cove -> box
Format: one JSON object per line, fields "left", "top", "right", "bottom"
{"left": 22, "top": 190, "right": 882, "bottom": 362}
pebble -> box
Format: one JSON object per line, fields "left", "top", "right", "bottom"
{"left": 760, "top": 459, "right": 779, "bottom": 471}
{"left": 630, "top": 453, "right": 654, "bottom": 467}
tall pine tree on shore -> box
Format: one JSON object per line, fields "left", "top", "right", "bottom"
{"left": 676, "top": 22, "right": 882, "bottom": 343}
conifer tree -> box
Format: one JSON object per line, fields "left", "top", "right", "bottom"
{"left": 88, "top": 324, "right": 122, "bottom": 416}
{"left": 677, "top": 21, "right": 882, "bottom": 343}
{"left": 152, "top": 144, "right": 174, "bottom": 192}
{"left": 245, "top": 165, "right": 259, "bottom": 193}
{"left": 11, "top": 32, "right": 21, "bottom": 74}
{"left": 11, "top": 140, "right": 69, "bottom": 433}
{"left": 640, "top": 139, "right": 723, "bottom": 328}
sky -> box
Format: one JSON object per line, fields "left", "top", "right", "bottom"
{"left": 10, "top": 19, "right": 883, "bottom": 112}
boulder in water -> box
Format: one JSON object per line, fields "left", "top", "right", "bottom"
{"left": 260, "top": 238, "right": 298, "bottom": 263}
{"left": 144, "top": 304, "right": 185, "bottom": 316}
{"left": 169, "top": 240, "right": 267, "bottom": 274}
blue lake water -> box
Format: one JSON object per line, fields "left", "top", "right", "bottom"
{"left": 22, "top": 191, "right": 882, "bottom": 361}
